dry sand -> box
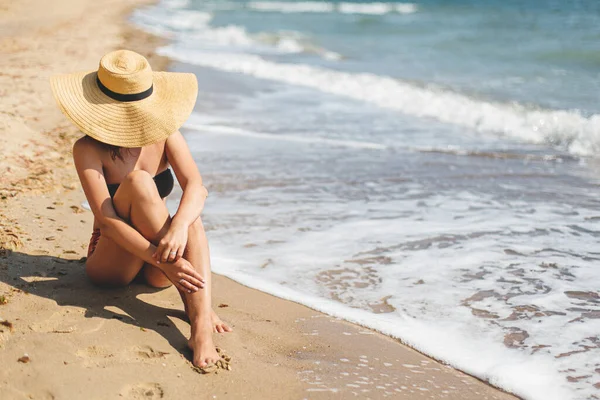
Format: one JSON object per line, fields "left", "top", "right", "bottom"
{"left": 0, "top": 1, "right": 519, "bottom": 398}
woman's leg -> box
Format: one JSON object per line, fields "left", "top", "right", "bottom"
{"left": 177, "top": 222, "right": 232, "bottom": 334}
{"left": 85, "top": 170, "right": 169, "bottom": 286}
{"left": 86, "top": 170, "right": 229, "bottom": 366}
{"left": 182, "top": 218, "right": 232, "bottom": 353}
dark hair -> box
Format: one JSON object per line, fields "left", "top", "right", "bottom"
{"left": 85, "top": 135, "right": 126, "bottom": 161}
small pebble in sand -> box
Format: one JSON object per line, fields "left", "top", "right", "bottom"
{"left": 18, "top": 354, "right": 30, "bottom": 363}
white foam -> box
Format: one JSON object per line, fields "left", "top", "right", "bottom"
{"left": 338, "top": 2, "right": 418, "bottom": 15}
{"left": 131, "top": 7, "right": 341, "bottom": 59}
{"left": 209, "top": 255, "right": 572, "bottom": 400}
{"left": 175, "top": 184, "right": 600, "bottom": 399}
{"left": 161, "top": 0, "right": 190, "bottom": 9}
{"left": 131, "top": 9, "right": 213, "bottom": 37}
{"left": 158, "top": 48, "right": 600, "bottom": 156}
{"left": 247, "top": 1, "right": 334, "bottom": 13}
{"left": 184, "top": 118, "right": 388, "bottom": 150}
{"left": 246, "top": 1, "right": 418, "bottom": 15}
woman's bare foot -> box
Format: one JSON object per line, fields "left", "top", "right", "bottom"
{"left": 188, "top": 318, "right": 220, "bottom": 368}
{"left": 212, "top": 309, "right": 232, "bottom": 333}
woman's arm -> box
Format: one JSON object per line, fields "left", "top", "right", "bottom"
{"left": 73, "top": 138, "right": 204, "bottom": 290}
{"left": 167, "top": 131, "right": 208, "bottom": 229}
{"left": 153, "top": 131, "right": 208, "bottom": 263}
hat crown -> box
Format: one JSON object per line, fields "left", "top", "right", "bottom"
{"left": 97, "top": 50, "right": 153, "bottom": 95}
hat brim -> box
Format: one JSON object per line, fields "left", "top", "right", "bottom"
{"left": 50, "top": 71, "right": 198, "bottom": 148}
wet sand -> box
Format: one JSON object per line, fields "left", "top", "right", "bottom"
{"left": 0, "top": 0, "right": 518, "bottom": 398}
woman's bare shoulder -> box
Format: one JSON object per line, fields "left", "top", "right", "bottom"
{"left": 165, "top": 131, "right": 190, "bottom": 150}
{"left": 73, "top": 135, "right": 96, "bottom": 152}
{"left": 166, "top": 130, "right": 184, "bottom": 143}
{"left": 72, "top": 136, "right": 102, "bottom": 164}
{"left": 73, "top": 136, "right": 101, "bottom": 156}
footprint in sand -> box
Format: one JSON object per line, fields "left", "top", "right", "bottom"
{"left": 120, "top": 383, "right": 164, "bottom": 399}
{"left": 29, "top": 308, "right": 86, "bottom": 333}
{"left": 75, "top": 345, "right": 115, "bottom": 366}
{"left": 135, "top": 345, "right": 169, "bottom": 359}
{"left": 76, "top": 345, "right": 113, "bottom": 358}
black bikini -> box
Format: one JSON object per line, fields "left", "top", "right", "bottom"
{"left": 106, "top": 169, "right": 175, "bottom": 199}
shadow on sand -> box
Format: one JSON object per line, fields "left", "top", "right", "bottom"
{"left": 0, "top": 250, "right": 192, "bottom": 359}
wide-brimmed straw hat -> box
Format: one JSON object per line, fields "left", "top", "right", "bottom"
{"left": 50, "top": 49, "right": 198, "bottom": 148}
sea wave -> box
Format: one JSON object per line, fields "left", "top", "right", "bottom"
{"left": 338, "top": 2, "right": 418, "bottom": 15}
{"left": 131, "top": 8, "right": 341, "bottom": 59}
{"left": 157, "top": 48, "right": 600, "bottom": 156}
{"left": 131, "top": 9, "right": 213, "bottom": 37}
{"left": 184, "top": 120, "right": 580, "bottom": 164}
{"left": 185, "top": 119, "right": 389, "bottom": 150}
{"left": 246, "top": 1, "right": 418, "bottom": 15}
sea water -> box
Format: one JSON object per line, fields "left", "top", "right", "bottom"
{"left": 131, "top": 1, "right": 600, "bottom": 398}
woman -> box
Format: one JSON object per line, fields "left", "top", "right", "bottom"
{"left": 50, "top": 49, "right": 231, "bottom": 369}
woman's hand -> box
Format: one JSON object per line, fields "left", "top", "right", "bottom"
{"left": 153, "top": 222, "right": 188, "bottom": 263}
{"left": 158, "top": 257, "right": 205, "bottom": 293}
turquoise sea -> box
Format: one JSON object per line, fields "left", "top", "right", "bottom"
{"left": 132, "top": 1, "right": 600, "bottom": 398}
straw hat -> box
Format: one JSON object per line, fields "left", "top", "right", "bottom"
{"left": 50, "top": 49, "right": 198, "bottom": 148}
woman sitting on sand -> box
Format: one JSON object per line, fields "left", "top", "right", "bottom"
{"left": 50, "top": 49, "right": 231, "bottom": 369}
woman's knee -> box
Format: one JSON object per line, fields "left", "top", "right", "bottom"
{"left": 122, "top": 170, "right": 161, "bottom": 202}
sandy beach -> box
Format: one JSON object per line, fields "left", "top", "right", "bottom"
{"left": 0, "top": 1, "right": 520, "bottom": 398}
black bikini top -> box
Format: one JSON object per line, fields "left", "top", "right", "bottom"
{"left": 106, "top": 169, "right": 174, "bottom": 199}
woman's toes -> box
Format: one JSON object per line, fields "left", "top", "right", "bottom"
{"left": 206, "top": 357, "right": 217, "bottom": 366}
{"left": 216, "top": 325, "right": 223, "bottom": 333}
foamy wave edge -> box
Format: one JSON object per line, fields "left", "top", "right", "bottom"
{"left": 131, "top": 7, "right": 343, "bottom": 60}
{"left": 159, "top": 48, "right": 600, "bottom": 157}
{"left": 209, "top": 257, "right": 572, "bottom": 400}
{"left": 246, "top": 1, "right": 418, "bottom": 15}
{"left": 185, "top": 120, "right": 389, "bottom": 150}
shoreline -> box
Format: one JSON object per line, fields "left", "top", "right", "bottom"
{"left": 0, "top": 1, "right": 518, "bottom": 398}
